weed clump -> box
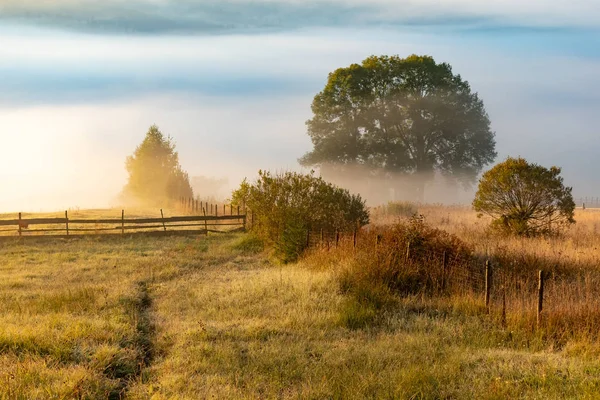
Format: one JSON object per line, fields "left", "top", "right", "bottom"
{"left": 340, "top": 217, "right": 475, "bottom": 298}
{"left": 230, "top": 234, "right": 265, "bottom": 255}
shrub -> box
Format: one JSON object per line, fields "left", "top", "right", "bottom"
{"left": 232, "top": 170, "right": 369, "bottom": 262}
{"left": 338, "top": 216, "right": 475, "bottom": 297}
{"left": 473, "top": 157, "right": 575, "bottom": 236}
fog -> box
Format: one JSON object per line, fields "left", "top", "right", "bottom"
{"left": 1, "top": 22, "right": 599, "bottom": 211}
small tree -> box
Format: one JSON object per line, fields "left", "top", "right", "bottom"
{"left": 473, "top": 157, "right": 575, "bottom": 236}
{"left": 123, "top": 125, "right": 193, "bottom": 205}
{"left": 232, "top": 170, "right": 369, "bottom": 262}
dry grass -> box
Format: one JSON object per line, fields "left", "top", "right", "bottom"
{"left": 3, "top": 207, "right": 600, "bottom": 398}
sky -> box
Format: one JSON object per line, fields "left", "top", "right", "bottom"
{"left": 1, "top": 0, "right": 599, "bottom": 211}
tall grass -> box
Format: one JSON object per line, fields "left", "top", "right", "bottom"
{"left": 306, "top": 209, "right": 600, "bottom": 347}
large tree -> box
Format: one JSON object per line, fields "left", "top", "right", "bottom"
{"left": 123, "top": 125, "right": 193, "bottom": 205}
{"left": 301, "top": 54, "right": 497, "bottom": 200}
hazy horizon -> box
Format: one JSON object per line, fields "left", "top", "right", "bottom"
{"left": 2, "top": 1, "right": 600, "bottom": 211}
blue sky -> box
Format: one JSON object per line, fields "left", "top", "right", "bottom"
{"left": 1, "top": 0, "right": 599, "bottom": 210}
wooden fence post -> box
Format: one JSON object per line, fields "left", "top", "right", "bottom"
{"left": 306, "top": 229, "right": 310, "bottom": 248}
{"left": 537, "top": 270, "right": 544, "bottom": 328}
{"left": 501, "top": 285, "right": 507, "bottom": 327}
{"left": 203, "top": 208, "right": 208, "bottom": 236}
{"left": 237, "top": 205, "right": 240, "bottom": 215}
{"left": 441, "top": 250, "right": 448, "bottom": 291}
{"left": 485, "top": 260, "right": 492, "bottom": 312}
{"left": 18, "top": 212, "right": 22, "bottom": 236}
{"left": 230, "top": 204, "right": 233, "bottom": 215}
{"left": 65, "top": 210, "right": 69, "bottom": 236}
{"left": 121, "top": 210, "right": 125, "bottom": 236}
{"left": 223, "top": 204, "right": 226, "bottom": 216}
{"left": 353, "top": 228, "right": 357, "bottom": 249}
{"left": 336, "top": 230, "right": 340, "bottom": 247}
{"left": 160, "top": 209, "right": 167, "bottom": 232}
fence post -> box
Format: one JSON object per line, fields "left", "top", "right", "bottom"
{"left": 230, "top": 204, "right": 233, "bottom": 215}
{"left": 485, "top": 260, "right": 492, "bottom": 312}
{"left": 203, "top": 208, "right": 208, "bottom": 236}
{"left": 501, "top": 285, "right": 507, "bottom": 327}
{"left": 336, "top": 230, "right": 340, "bottom": 247}
{"left": 237, "top": 205, "right": 240, "bottom": 215}
{"left": 121, "top": 210, "right": 125, "bottom": 236}
{"left": 537, "top": 270, "right": 544, "bottom": 328}
{"left": 65, "top": 210, "right": 69, "bottom": 236}
{"left": 405, "top": 241, "right": 411, "bottom": 263}
{"left": 160, "top": 209, "right": 167, "bottom": 232}
{"left": 306, "top": 229, "right": 310, "bottom": 248}
{"left": 223, "top": 204, "right": 226, "bottom": 216}
{"left": 353, "top": 228, "right": 357, "bottom": 249}
{"left": 442, "top": 250, "right": 448, "bottom": 291}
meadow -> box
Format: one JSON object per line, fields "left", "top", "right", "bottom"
{"left": 2, "top": 206, "right": 600, "bottom": 398}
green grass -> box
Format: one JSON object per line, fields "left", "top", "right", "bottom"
{"left": 2, "top": 233, "right": 600, "bottom": 398}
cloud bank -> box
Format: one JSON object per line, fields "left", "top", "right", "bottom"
{"left": 1, "top": 0, "right": 599, "bottom": 34}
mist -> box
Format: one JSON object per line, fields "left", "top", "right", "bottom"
{"left": 1, "top": 22, "right": 600, "bottom": 211}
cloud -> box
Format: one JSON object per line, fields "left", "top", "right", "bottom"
{"left": 1, "top": 0, "right": 600, "bottom": 34}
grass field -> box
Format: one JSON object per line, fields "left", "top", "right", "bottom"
{"left": 3, "top": 208, "right": 600, "bottom": 398}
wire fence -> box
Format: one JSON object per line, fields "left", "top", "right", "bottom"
{"left": 305, "top": 227, "right": 600, "bottom": 331}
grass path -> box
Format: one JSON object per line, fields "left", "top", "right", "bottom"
{"left": 2, "top": 234, "right": 600, "bottom": 398}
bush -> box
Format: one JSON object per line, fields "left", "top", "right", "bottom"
{"left": 473, "top": 157, "right": 575, "bottom": 236}
{"left": 339, "top": 216, "right": 475, "bottom": 297}
{"left": 232, "top": 170, "right": 369, "bottom": 262}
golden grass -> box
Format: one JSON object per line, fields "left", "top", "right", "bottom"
{"left": 3, "top": 208, "right": 600, "bottom": 398}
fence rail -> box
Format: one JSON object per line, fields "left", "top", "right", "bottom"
{"left": 0, "top": 210, "right": 247, "bottom": 238}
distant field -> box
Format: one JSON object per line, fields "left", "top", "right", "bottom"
{"left": 3, "top": 210, "right": 600, "bottom": 398}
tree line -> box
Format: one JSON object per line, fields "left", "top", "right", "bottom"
{"left": 123, "top": 54, "right": 574, "bottom": 239}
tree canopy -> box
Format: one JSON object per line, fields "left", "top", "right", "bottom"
{"left": 473, "top": 157, "right": 575, "bottom": 236}
{"left": 301, "top": 54, "right": 496, "bottom": 199}
{"left": 123, "top": 125, "right": 193, "bottom": 205}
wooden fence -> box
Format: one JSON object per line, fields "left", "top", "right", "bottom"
{"left": 178, "top": 197, "right": 244, "bottom": 216}
{"left": 578, "top": 197, "right": 600, "bottom": 209}
{"left": 0, "top": 209, "right": 246, "bottom": 237}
